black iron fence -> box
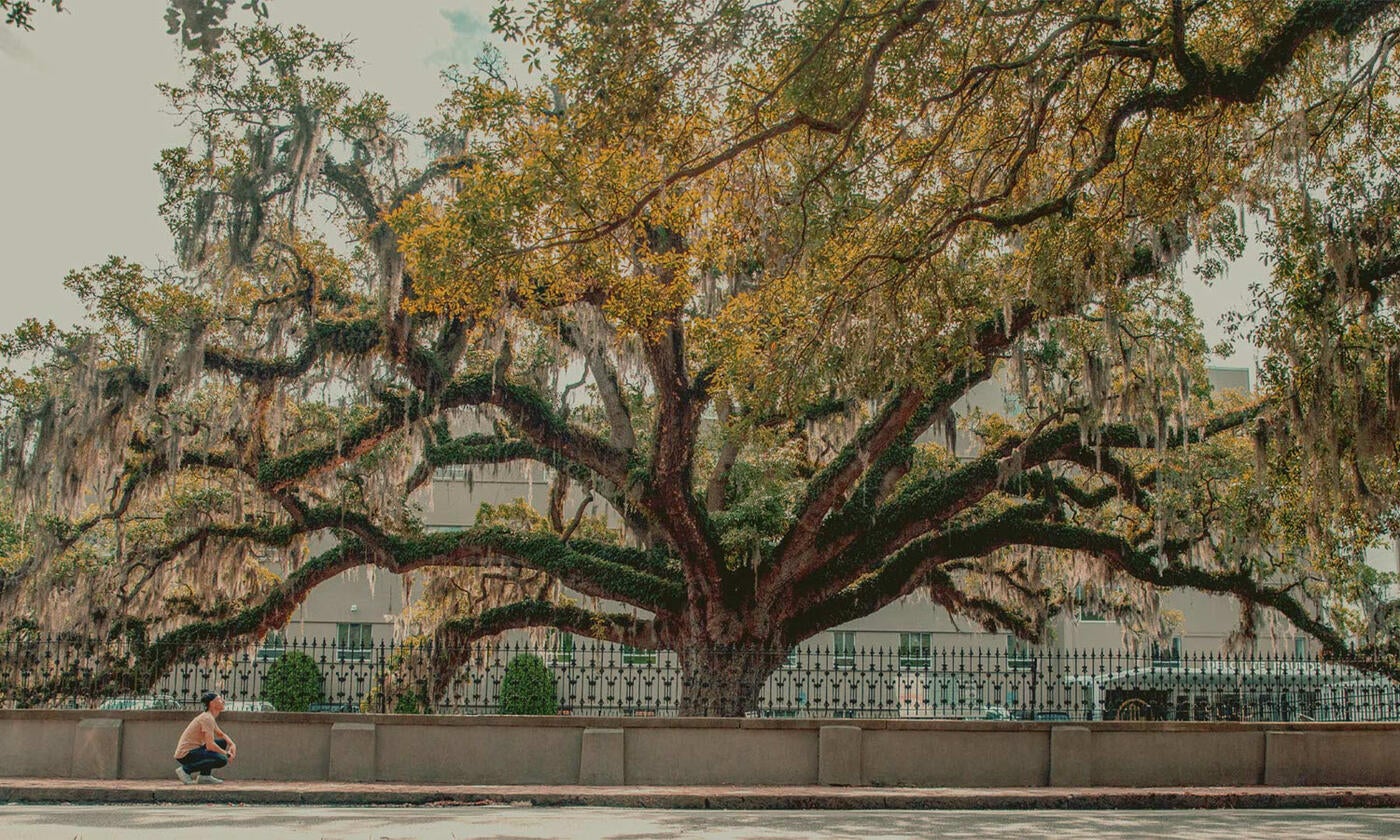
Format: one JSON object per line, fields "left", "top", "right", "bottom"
{"left": 3, "top": 635, "right": 1398, "bottom": 720}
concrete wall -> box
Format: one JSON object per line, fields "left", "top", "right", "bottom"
{"left": 5, "top": 710, "right": 1400, "bottom": 787}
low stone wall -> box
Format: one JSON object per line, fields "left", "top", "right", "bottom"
{"left": 2, "top": 711, "right": 1398, "bottom": 787}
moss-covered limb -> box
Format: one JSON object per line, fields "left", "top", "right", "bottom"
{"left": 638, "top": 324, "right": 723, "bottom": 609}
{"left": 1170, "top": 1, "right": 1390, "bottom": 102}
{"left": 942, "top": 517, "right": 1370, "bottom": 668}
{"left": 255, "top": 378, "right": 452, "bottom": 490}
{"left": 433, "top": 372, "right": 635, "bottom": 491}
{"left": 787, "top": 562, "right": 1042, "bottom": 644}
{"left": 315, "top": 502, "right": 680, "bottom": 606}
{"left": 791, "top": 422, "right": 1079, "bottom": 603}
{"left": 974, "top": 0, "right": 1397, "bottom": 232}
{"left": 417, "top": 430, "right": 653, "bottom": 536}
{"left": 94, "top": 538, "right": 380, "bottom": 692}
{"left": 786, "top": 502, "right": 1056, "bottom": 634}
{"left": 46, "top": 448, "right": 246, "bottom": 553}
{"left": 805, "top": 403, "right": 1264, "bottom": 599}
{"left": 425, "top": 434, "right": 597, "bottom": 483}
{"left": 50, "top": 498, "right": 680, "bottom": 670}
{"left": 752, "top": 394, "right": 856, "bottom": 434}
{"left": 388, "top": 527, "right": 685, "bottom": 613}
{"left": 997, "top": 468, "right": 1119, "bottom": 512}
{"left": 1052, "top": 448, "right": 1151, "bottom": 509}
{"left": 96, "top": 521, "right": 679, "bottom": 693}
{"left": 767, "top": 305, "right": 1039, "bottom": 602}
{"left": 203, "top": 316, "right": 382, "bottom": 381}
{"left": 320, "top": 158, "right": 382, "bottom": 225}
{"left": 390, "top": 153, "right": 475, "bottom": 214}
{"left": 1097, "top": 403, "right": 1267, "bottom": 449}
{"left": 109, "top": 503, "right": 396, "bottom": 613}
{"left": 115, "top": 518, "right": 322, "bottom": 609}
{"left": 492, "top": 380, "right": 633, "bottom": 488}
{"left": 424, "top": 599, "right": 662, "bottom": 697}
{"left": 773, "top": 386, "right": 927, "bottom": 560}
{"left": 434, "top": 599, "right": 661, "bottom": 647}
{"left": 400, "top": 314, "right": 469, "bottom": 394}
{"left": 91, "top": 364, "right": 168, "bottom": 401}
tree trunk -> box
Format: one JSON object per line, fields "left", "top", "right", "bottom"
{"left": 677, "top": 643, "right": 785, "bottom": 717}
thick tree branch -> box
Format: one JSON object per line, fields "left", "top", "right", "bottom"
{"left": 969, "top": 0, "right": 1395, "bottom": 231}
{"left": 767, "top": 304, "right": 1039, "bottom": 602}
{"left": 257, "top": 370, "right": 631, "bottom": 493}
{"left": 425, "top": 600, "right": 663, "bottom": 698}
{"left": 788, "top": 403, "right": 1264, "bottom": 614}
{"left": 639, "top": 324, "right": 723, "bottom": 608}
{"left": 785, "top": 502, "right": 1054, "bottom": 639}
{"left": 558, "top": 305, "right": 637, "bottom": 451}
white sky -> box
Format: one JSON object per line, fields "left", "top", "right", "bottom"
{"left": 0, "top": 0, "right": 1258, "bottom": 369}
{"left": 0, "top": 0, "right": 497, "bottom": 329}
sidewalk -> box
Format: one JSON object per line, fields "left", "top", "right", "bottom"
{"left": 5, "top": 779, "right": 1400, "bottom": 809}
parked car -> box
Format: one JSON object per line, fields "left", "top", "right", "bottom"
{"left": 1013, "top": 709, "right": 1074, "bottom": 721}
{"left": 222, "top": 700, "right": 275, "bottom": 712}
{"left": 98, "top": 695, "right": 183, "bottom": 710}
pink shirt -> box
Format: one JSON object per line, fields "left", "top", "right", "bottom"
{"left": 173, "top": 711, "right": 219, "bottom": 759}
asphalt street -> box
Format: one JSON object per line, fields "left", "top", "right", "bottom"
{"left": 4, "top": 805, "right": 1400, "bottom": 839}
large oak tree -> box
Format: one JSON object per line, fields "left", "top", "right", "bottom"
{"left": 3, "top": 1, "right": 1399, "bottom": 715}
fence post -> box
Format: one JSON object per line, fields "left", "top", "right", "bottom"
{"left": 376, "top": 641, "right": 385, "bottom": 714}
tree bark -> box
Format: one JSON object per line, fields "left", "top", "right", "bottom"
{"left": 677, "top": 642, "right": 786, "bottom": 717}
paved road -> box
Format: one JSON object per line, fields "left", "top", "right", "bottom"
{"left": 4, "top": 805, "right": 1400, "bottom": 839}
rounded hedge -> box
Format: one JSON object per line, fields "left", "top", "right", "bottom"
{"left": 498, "top": 653, "right": 558, "bottom": 715}
{"left": 392, "top": 687, "right": 432, "bottom": 715}
{"left": 260, "top": 650, "right": 324, "bottom": 711}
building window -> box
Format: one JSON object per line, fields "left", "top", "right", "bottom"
{"left": 1007, "top": 637, "right": 1035, "bottom": 670}
{"left": 832, "top": 631, "right": 856, "bottom": 668}
{"left": 620, "top": 645, "right": 657, "bottom": 665}
{"left": 1294, "top": 636, "right": 1309, "bottom": 659}
{"left": 899, "top": 632, "right": 932, "bottom": 669}
{"left": 1151, "top": 636, "right": 1182, "bottom": 667}
{"left": 1074, "top": 585, "right": 1107, "bottom": 622}
{"left": 547, "top": 630, "right": 575, "bottom": 665}
{"left": 256, "top": 630, "right": 286, "bottom": 661}
{"left": 783, "top": 647, "right": 799, "bottom": 668}
{"left": 336, "top": 623, "right": 373, "bottom": 661}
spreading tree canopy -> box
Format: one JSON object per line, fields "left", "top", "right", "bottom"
{"left": 3, "top": 0, "right": 270, "bottom": 52}
{"left": 2, "top": 0, "right": 1399, "bottom": 715}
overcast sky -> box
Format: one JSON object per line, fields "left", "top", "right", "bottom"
{"left": 0, "top": 0, "right": 1256, "bottom": 368}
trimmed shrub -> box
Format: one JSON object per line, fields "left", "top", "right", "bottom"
{"left": 392, "top": 688, "right": 432, "bottom": 715}
{"left": 260, "top": 650, "right": 324, "bottom": 711}
{"left": 498, "top": 653, "right": 558, "bottom": 715}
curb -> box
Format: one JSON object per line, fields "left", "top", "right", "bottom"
{"left": 6, "top": 783, "right": 1400, "bottom": 809}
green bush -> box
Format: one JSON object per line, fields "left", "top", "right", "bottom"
{"left": 498, "top": 653, "right": 558, "bottom": 715}
{"left": 260, "top": 650, "right": 324, "bottom": 711}
{"left": 392, "top": 687, "right": 432, "bottom": 715}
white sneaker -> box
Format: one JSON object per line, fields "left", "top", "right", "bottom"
{"left": 197, "top": 774, "right": 224, "bottom": 784}
{"left": 175, "top": 766, "right": 195, "bottom": 785}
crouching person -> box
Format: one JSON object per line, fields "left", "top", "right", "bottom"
{"left": 174, "top": 691, "right": 237, "bottom": 784}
